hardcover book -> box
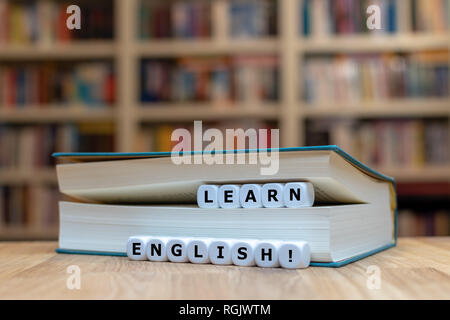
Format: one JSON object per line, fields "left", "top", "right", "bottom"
{"left": 54, "top": 146, "right": 397, "bottom": 267}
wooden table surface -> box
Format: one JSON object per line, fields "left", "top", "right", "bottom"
{"left": 0, "top": 237, "right": 449, "bottom": 299}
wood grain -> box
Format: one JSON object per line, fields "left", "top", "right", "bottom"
{"left": 0, "top": 238, "right": 449, "bottom": 299}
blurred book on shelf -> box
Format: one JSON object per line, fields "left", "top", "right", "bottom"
{"left": 138, "top": 0, "right": 211, "bottom": 39}
{"left": 140, "top": 55, "right": 278, "bottom": 104}
{"left": 0, "top": 123, "right": 115, "bottom": 169}
{"left": 138, "top": 0, "right": 278, "bottom": 40}
{"left": 0, "top": 0, "right": 114, "bottom": 44}
{"left": 305, "top": 119, "right": 449, "bottom": 168}
{"left": 397, "top": 182, "right": 450, "bottom": 196}
{"left": 141, "top": 57, "right": 231, "bottom": 103}
{"left": 398, "top": 209, "right": 449, "bottom": 237}
{"left": 233, "top": 55, "right": 279, "bottom": 102}
{"left": 412, "top": 0, "right": 450, "bottom": 33}
{"left": 74, "top": 122, "right": 115, "bottom": 152}
{"left": 303, "top": 51, "right": 449, "bottom": 104}
{"left": 229, "top": 0, "right": 277, "bottom": 38}
{"left": 301, "top": 0, "right": 397, "bottom": 36}
{"left": 0, "top": 61, "right": 115, "bottom": 107}
{"left": 0, "top": 185, "right": 60, "bottom": 229}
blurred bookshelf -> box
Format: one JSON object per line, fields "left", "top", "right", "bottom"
{"left": 0, "top": 0, "right": 449, "bottom": 240}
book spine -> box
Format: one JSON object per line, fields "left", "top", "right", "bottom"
{"left": 0, "top": 1, "right": 114, "bottom": 44}
{"left": 140, "top": 56, "right": 278, "bottom": 103}
{"left": 307, "top": 119, "right": 449, "bottom": 168}
{"left": 138, "top": 0, "right": 212, "bottom": 39}
{"left": 0, "top": 62, "right": 115, "bottom": 107}
{"left": 303, "top": 52, "right": 449, "bottom": 104}
{"left": 303, "top": 0, "right": 405, "bottom": 36}
{"left": 229, "top": 0, "right": 275, "bottom": 38}
{"left": 398, "top": 209, "right": 450, "bottom": 237}
{"left": 0, "top": 185, "right": 61, "bottom": 229}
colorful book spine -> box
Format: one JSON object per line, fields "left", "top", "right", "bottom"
{"left": 302, "top": 0, "right": 397, "bottom": 36}
{"left": 306, "top": 119, "right": 449, "bottom": 168}
{"left": 412, "top": 0, "right": 449, "bottom": 32}
{"left": 303, "top": 52, "right": 449, "bottom": 103}
{"left": 398, "top": 209, "right": 450, "bottom": 236}
{"left": 138, "top": 0, "right": 211, "bottom": 39}
{"left": 0, "top": 123, "right": 115, "bottom": 168}
{"left": 0, "top": 62, "right": 115, "bottom": 107}
{"left": 141, "top": 56, "right": 278, "bottom": 103}
{"left": 229, "top": 0, "right": 277, "bottom": 38}
{"left": 0, "top": 185, "right": 61, "bottom": 229}
{"left": 0, "top": 0, "right": 113, "bottom": 44}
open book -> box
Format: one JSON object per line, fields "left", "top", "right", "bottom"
{"left": 54, "top": 146, "right": 397, "bottom": 267}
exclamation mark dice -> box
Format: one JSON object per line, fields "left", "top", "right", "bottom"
{"left": 278, "top": 241, "right": 311, "bottom": 269}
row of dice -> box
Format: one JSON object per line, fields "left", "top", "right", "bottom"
{"left": 127, "top": 236, "right": 311, "bottom": 269}
{"left": 197, "top": 182, "right": 315, "bottom": 208}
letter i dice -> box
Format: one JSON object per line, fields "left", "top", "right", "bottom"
{"left": 209, "top": 239, "right": 233, "bottom": 265}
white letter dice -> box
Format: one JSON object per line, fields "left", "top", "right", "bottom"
{"left": 197, "top": 185, "right": 219, "bottom": 208}
{"left": 127, "top": 236, "right": 311, "bottom": 269}
{"left": 261, "top": 183, "right": 284, "bottom": 208}
{"left": 218, "top": 185, "right": 241, "bottom": 208}
{"left": 199, "top": 182, "right": 314, "bottom": 209}
{"left": 239, "top": 184, "right": 262, "bottom": 208}
{"left": 283, "top": 182, "right": 315, "bottom": 208}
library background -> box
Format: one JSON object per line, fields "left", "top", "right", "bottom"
{"left": 0, "top": 0, "right": 448, "bottom": 240}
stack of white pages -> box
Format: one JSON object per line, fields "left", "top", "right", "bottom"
{"left": 54, "top": 146, "right": 397, "bottom": 267}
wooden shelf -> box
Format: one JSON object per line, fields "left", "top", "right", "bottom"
{"left": 299, "top": 33, "right": 450, "bottom": 52}
{"left": 0, "top": 168, "right": 57, "bottom": 185}
{"left": 375, "top": 166, "right": 450, "bottom": 182}
{"left": 135, "top": 38, "right": 279, "bottom": 56}
{"left": 138, "top": 103, "right": 280, "bottom": 121}
{"left": 0, "top": 41, "right": 116, "bottom": 59}
{"left": 0, "top": 226, "right": 58, "bottom": 240}
{"left": 302, "top": 99, "right": 450, "bottom": 118}
{"left": 0, "top": 107, "right": 116, "bottom": 123}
